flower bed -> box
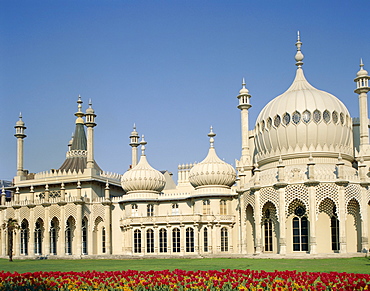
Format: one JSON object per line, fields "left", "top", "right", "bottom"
{"left": 0, "top": 269, "right": 369, "bottom": 290}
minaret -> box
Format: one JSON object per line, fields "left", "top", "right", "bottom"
{"left": 85, "top": 99, "right": 97, "bottom": 169}
{"left": 14, "top": 113, "right": 27, "bottom": 177}
{"left": 237, "top": 78, "right": 252, "bottom": 164}
{"left": 354, "top": 59, "right": 370, "bottom": 155}
{"left": 129, "top": 124, "right": 140, "bottom": 168}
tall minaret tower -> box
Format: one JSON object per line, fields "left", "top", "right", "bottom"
{"left": 129, "top": 125, "right": 140, "bottom": 168}
{"left": 14, "top": 113, "right": 27, "bottom": 178}
{"left": 85, "top": 99, "right": 97, "bottom": 169}
{"left": 236, "top": 79, "right": 253, "bottom": 187}
{"left": 354, "top": 60, "right": 370, "bottom": 163}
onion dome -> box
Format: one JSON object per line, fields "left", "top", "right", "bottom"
{"left": 356, "top": 59, "right": 368, "bottom": 77}
{"left": 189, "top": 127, "right": 236, "bottom": 189}
{"left": 254, "top": 33, "right": 353, "bottom": 166}
{"left": 121, "top": 136, "right": 166, "bottom": 193}
{"left": 15, "top": 113, "right": 25, "bottom": 127}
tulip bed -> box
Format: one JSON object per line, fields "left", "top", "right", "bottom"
{"left": 0, "top": 269, "right": 369, "bottom": 290}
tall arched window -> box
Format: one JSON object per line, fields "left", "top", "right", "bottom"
{"left": 20, "top": 220, "right": 28, "bottom": 255}
{"left": 50, "top": 219, "right": 57, "bottom": 255}
{"left": 172, "top": 228, "right": 180, "bottom": 252}
{"left": 203, "top": 227, "right": 208, "bottom": 252}
{"left": 146, "top": 229, "right": 154, "bottom": 253}
{"left": 102, "top": 227, "right": 106, "bottom": 253}
{"left": 134, "top": 229, "right": 141, "bottom": 253}
{"left": 221, "top": 227, "right": 228, "bottom": 252}
{"left": 263, "top": 209, "right": 273, "bottom": 252}
{"left": 34, "top": 220, "right": 42, "bottom": 255}
{"left": 331, "top": 216, "right": 340, "bottom": 251}
{"left": 82, "top": 218, "right": 88, "bottom": 255}
{"left": 186, "top": 227, "right": 194, "bottom": 252}
{"left": 292, "top": 206, "right": 308, "bottom": 251}
{"left": 203, "top": 200, "right": 210, "bottom": 215}
{"left": 65, "top": 219, "right": 73, "bottom": 255}
{"left": 147, "top": 204, "right": 154, "bottom": 217}
{"left": 159, "top": 228, "right": 167, "bottom": 253}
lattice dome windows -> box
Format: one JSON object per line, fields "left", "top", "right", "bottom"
{"left": 313, "top": 110, "right": 321, "bottom": 123}
{"left": 323, "top": 110, "right": 331, "bottom": 123}
{"left": 258, "top": 109, "right": 348, "bottom": 132}
{"left": 267, "top": 117, "right": 272, "bottom": 130}
{"left": 332, "top": 111, "right": 338, "bottom": 124}
{"left": 302, "top": 110, "right": 311, "bottom": 124}
{"left": 273, "top": 115, "right": 281, "bottom": 128}
{"left": 292, "top": 111, "right": 301, "bottom": 124}
{"left": 282, "top": 113, "right": 291, "bottom": 126}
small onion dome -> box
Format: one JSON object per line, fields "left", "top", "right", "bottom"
{"left": 239, "top": 78, "right": 250, "bottom": 95}
{"left": 85, "top": 99, "right": 95, "bottom": 114}
{"left": 15, "top": 115, "right": 25, "bottom": 127}
{"left": 121, "top": 136, "right": 166, "bottom": 193}
{"left": 189, "top": 128, "right": 236, "bottom": 189}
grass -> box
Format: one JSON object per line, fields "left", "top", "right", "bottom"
{"left": 0, "top": 257, "right": 369, "bottom": 274}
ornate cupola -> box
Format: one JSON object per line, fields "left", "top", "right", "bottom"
{"left": 59, "top": 96, "right": 101, "bottom": 173}
{"left": 189, "top": 127, "right": 236, "bottom": 189}
{"left": 121, "top": 136, "right": 166, "bottom": 194}
{"left": 254, "top": 32, "right": 353, "bottom": 168}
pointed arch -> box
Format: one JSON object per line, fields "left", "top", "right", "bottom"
{"left": 245, "top": 204, "right": 255, "bottom": 254}
{"left": 317, "top": 198, "right": 339, "bottom": 253}
{"left": 20, "top": 219, "right": 29, "bottom": 255}
{"left": 49, "top": 217, "right": 59, "bottom": 255}
{"left": 346, "top": 198, "right": 361, "bottom": 252}
{"left": 261, "top": 202, "right": 278, "bottom": 253}
{"left": 34, "top": 218, "right": 44, "bottom": 255}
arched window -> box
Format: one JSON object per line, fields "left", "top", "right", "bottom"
{"left": 65, "top": 219, "right": 73, "bottom": 255}
{"left": 102, "top": 227, "right": 106, "bottom": 253}
{"left": 331, "top": 216, "right": 340, "bottom": 251}
{"left": 221, "top": 227, "right": 228, "bottom": 252}
{"left": 159, "top": 228, "right": 167, "bottom": 253}
{"left": 34, "top": 220, "right": 42, "bottom": 255}
{"left": 147, "top": 204, "right": 154, "bottom": 217}
{"left": 172, "top": 228, "right": 180, "bottom": 253}
{"left": 146, "top": 229, "right": 154, "bottom": 253}
{"left": 292, "top": 206, "right": 308, "bottom": 251}
{"left": 203, "top": 227, "right": 208, "bottom": 252}
{"left": 134, "top": 229, "right": 141, "bottom": 253}
{"left": 132, "top": 204, "right": 138, "bottom": 217}
{"left": 220, "top": 200, "right": 227, "bottom": 215}
{"left": 50, "top": 219, "right": 57, "bottom": 255}
{"left": 20, "top": 220, "right": 28, "bottom": 255}
{"left": 186, "top": 227, "right": 194, "bottom": 252}
{"left": 82, "top": 218, "right": 88, "bottom": 255}
{"left": 172, "top": 203, "right": 179, "bottom": 215}
{"left": 203, "top": 199, "right": 210, "bottom": 215}
{"left": 263, "top": 209, "right": 273, "bottom": 252}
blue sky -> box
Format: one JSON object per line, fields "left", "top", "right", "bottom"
{"left": 1, "top": 1, "right": 370, "bottom": 182}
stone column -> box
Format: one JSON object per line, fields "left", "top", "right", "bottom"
{"left": 74, "top": 202, "right": 83, "bottom": 256}
{"left": 104, "top": 202, "right": 112, "bottom": 255}
{"left": 254, "top": 189, "right": 262, "bottom": 254}
{"left": 28, "top": 207, "right": 35, "bottom": 257}
{"left": 308, "top": 185, "right": 317, "bottom": 254}
{"left": 44, "top": 207, "right": 50, "bottom": 256}
{"left": 338, "top": 185, "right": 347, "bottom": 253}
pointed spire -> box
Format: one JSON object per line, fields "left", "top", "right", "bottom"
{"left": 75, "top": 95, "right": 85, "bottom": 124}
{"left": 208, "top": 126, "right": 216, "bottom": 148}
{"left": 295, "top": 31, "right": 304, "bottom": 67}
{"left": 140, "top": 135, "right": 147, "bottom": 156}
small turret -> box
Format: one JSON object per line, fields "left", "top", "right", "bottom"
{"left": 14, "top": 113, "right": 27, "bottom": 177}
{"left": 129, "top": 124, "right": 140, "bottom": 168}
{"left": 85, "top": 99, "right": 97, "bottom": 169}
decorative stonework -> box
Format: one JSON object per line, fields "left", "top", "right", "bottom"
{"left": 285, "top": 184, "right": 309, "bottom": 217}
{"left": 345, "top": 184, "right": 361, "bottom": 210}
{"left": 316, "top": 183, "right": 339, "bottom": 217}
{"left": 260, "top": 187, "right": 279, "bottom": 216}
{"left": 318, "top": 198, "right": 336, "bottom": 217}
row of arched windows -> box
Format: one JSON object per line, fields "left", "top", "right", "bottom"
{"left": 257, "top": 110, "right": 350, "bottom": 133}
{"left": 19, "top": 217, "right": 105, "bottom": 256}
{"left": 133, "top": 227, "right": 229, "bottom": 253}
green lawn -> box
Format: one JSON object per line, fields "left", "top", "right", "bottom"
{"left": 0, "top": 257, "right": 369, "bottom": 274}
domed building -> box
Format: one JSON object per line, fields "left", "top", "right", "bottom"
{"left": 1, "top": 34, "right": 369, "bottom": 258}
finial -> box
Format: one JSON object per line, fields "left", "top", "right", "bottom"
{"left": 208, "top": 126, "right": 216, "bottom": 148}
{"left": 19, "top": 112, "right": 22, "bottom": 119}
{"left": 242, "top": 78, "right": 246, "bottom": 88}
{"left": 105, "top": 180, "right": 109, "bottom": 189}
{"left": 140, "top": 135, "right": 147, "bottom": 156}
{"left": 295, "top": 31, "right": 304, "bottom": 67}
{"left": 360, "top": 58, "right": 364, "bottom": 68}
{"left": 77, "top": 95, "right": 83, "bottom": 112}
{"left": 133, "top": 123, "right": 137, "bottom": 131}
{"left": 88, "top": 98, "right": 92, "bottom": 108}
{"left": 309, "top": 152, "right": 313, "bottom": 162}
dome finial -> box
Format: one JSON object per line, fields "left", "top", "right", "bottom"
{"left": 356, "top": 58, "right": 369, "bottom": 77}
{"left": 140, "top": 135, "right": 147, "bottom": 156}
{"left": 295, "top": 31, "right": 304, "bottom": 67}
{"left": 242, "top": 78, "right": 246, "bottom": 88}
{"left": 208, "top": 126, "right": 216, "bottom": 148}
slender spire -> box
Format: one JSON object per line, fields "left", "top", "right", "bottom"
{"left": 295, "top": 31, "right": 304, "bottom": 68}
{"left": 208, "top": 126, "right": 216, "bottom": 148}
{"left": 140, "top": 135, "right": 147, "bottom": 156}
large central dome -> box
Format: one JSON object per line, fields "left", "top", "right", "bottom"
{"left": 254, "top": 36, "right": 353, "bottom": 167}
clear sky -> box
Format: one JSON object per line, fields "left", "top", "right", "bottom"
{"left": 1, "top": 1, "right": 370, "bottom": 182}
